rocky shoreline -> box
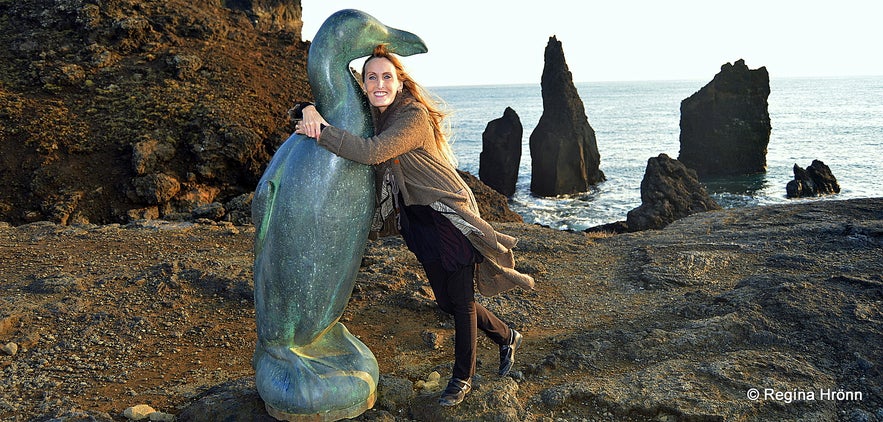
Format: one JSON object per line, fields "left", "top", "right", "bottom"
{"left": 1, "top": 197, "right": 881, "bottom": 421}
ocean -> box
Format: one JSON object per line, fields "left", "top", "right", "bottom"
{"left": 432, "top": 76, "right": 883, "bottom": 231}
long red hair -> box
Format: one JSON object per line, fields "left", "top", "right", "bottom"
{"left": 361, "top": 44, "right": 457, "bottom": 167}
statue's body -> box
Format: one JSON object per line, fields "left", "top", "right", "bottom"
{"left": 251, "top": 9, "right": 426, "bottom": 421}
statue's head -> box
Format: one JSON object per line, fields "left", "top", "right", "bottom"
{"left": 312, "top": 9, "right": 427, "bottom": 63}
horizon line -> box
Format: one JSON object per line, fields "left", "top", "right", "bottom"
{"left": 426, "top": 73, "right": 883, "bottom": 89}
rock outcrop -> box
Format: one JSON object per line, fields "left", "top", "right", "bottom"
{"left": 0, "top": 0, "right": 310, "bottom": 226}
{"left": 479, "top": 107, "right": 522, "bottom": 197}
{"left": 678, "top": 59, "right": 771, "bottom": 177}
{"left": 625, "top": 153, "right": 721, "bottom": 231}
{"left": 223, "top": 0, "right": 304, "bottom": 34}
{"left": 786, "top": 159, "right": 841, "bottom": 198}
{"left": 529, "top": 36, "right": 605, "bottom": 197}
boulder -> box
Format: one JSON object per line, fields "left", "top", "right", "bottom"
{"left": 529, "top": 36, "right": 605, "bottom": 197}
{"left": 176, "top": 377, "right": 276, "bottom": 422}
{"left": 131, "top": 136, "right": 176, "bottom": 176}
{"left": 223, "top": 192, "right": 254, "bottom": 225}
{"left": 41, "top": 190, "right": 84, "bottom": 225}
{"left": 191, "top": 202, "right": 226, "bottom": 220}
{"left": 122, "top": 404, "right": 156, "bottom": 420}
{"left": 190, "top": 123, "right": 266, "bottom": 182}
{"left": 479, "top": 107, "right": 522, "bottom": 197}
{"left": 786, "top": 159, "right": 840, "bottom": 198}
{"left": 678, "top": 59, "right": 771, "bottom": 177}
{"left": 131, "top": 173, "right": 181, "bottom": 204}
{"left": 626, "top": 154, "right": 721, "bottom": 231}
{"left": 173, "top": 182, "right": 221, "bottom": 212}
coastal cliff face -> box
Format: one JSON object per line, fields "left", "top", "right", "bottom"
{"left": 0, "top": 0, "right": 311, "bottom": 226}
{"left": 223, "top": 0, "right": 304, "bottom": 34}
{"left": 1, "top": 198, "right": 880, "bottom": 420}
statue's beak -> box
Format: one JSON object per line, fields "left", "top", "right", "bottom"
{"left": 384, "top": 27, "right": 428, "bottom": 57}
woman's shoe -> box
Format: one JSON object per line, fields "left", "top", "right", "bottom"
{"left": 438, "top": 377, "right": 471, "bottom": 406}
{"left": 498, "top": 329, "right": 522, "bottom": 377}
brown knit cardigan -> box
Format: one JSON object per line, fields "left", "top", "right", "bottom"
{"left": 316, "top": 92, "right": 535, "bottom": 296}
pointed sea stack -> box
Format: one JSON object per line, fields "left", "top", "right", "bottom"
{"left": 529, "top": 36, "right": 605, "bottom": 197}
{"left": 678, "top": 59, "right": 771, "bottom": 177}
{"left": 479, "top": 107, "right": 523, "bottom": 197}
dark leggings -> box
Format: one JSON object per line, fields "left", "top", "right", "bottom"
{"left": 422, "top": 260, "right": 511, "bottom": 380}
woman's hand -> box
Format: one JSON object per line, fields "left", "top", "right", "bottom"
{"left": 294, "top": 105, "right": 329, "bottom": 139}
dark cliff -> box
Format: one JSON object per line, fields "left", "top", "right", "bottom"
{"left": 0, "top": 0, "right": 311, "bottom": 225}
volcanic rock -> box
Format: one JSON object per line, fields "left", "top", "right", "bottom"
{"left": 479, "top": 107, "right": 522, "bottom": 197}
{"left": 786, "top": 159, "right": 841, "bottom": 198}
{"left": 132, "top": 136, "right": 176, "bottom": 176}
{"left": 625, "top": 153, "right": 721, "bottom": 231}
{"left": 529, "top": 36, "right": 605, "bottom": 196}
{"left": 1, "top": 198, "right": 882, "bottom": 420}
{"left": 678, "top": 59, "right": 771, "bottom": 177}
{"left": 223, "top": 0, "right": 304, "bottom": 34}
{"left": 0, "top": 0, "right": 310, "bottom": 226}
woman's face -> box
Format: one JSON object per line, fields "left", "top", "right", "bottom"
{"left": 363, "top": 57, "right": 402, "bottom": 112}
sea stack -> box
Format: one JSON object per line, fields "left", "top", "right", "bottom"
{"left": 479, "top": 107, "right": 523, "bottom": 197}
{"left": 678, "top": 59, "right": 771, "bottom": 177}
{"left": 529, "top": 36, "right": 605, "bottom": 197}
{"left": 626, "top": 154, "right": 721, "bottom": 231}
{"left": 786, "top": 159, "right": 840, "bottom": 198}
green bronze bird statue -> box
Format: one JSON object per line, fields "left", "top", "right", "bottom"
{"left": 251, "top": 9, "right": 427, "bottom": 421}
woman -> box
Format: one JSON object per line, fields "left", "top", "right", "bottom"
{"left": 292, "top": 44, "right": 534, "bottom": 407}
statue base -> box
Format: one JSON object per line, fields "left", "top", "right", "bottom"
{"left": 254, "top": 323, "right": 379, "bottom": 422}
{"left": 265, "top": 391, "right": 376, "bottom": 422}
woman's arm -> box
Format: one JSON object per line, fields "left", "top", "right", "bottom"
{"left": 295, "top": 102, "right": 432, "bottom": 165}
{"left": 317, "top": 105, "right": 433, "bottom": 165}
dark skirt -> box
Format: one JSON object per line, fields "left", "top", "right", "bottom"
{"left": 397, "top": 196, "right": 479, "bottom": 271}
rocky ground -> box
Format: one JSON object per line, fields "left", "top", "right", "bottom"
{"left": 1, "top": 197, "right": 881, "bottom": 421}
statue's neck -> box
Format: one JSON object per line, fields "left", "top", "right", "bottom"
{"left": 307, "top": 43, "right": 373, "bottom": 137}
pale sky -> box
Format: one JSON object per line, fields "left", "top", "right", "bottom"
{"left": 301, "top": 1, "right": 882, "bottom": 87}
